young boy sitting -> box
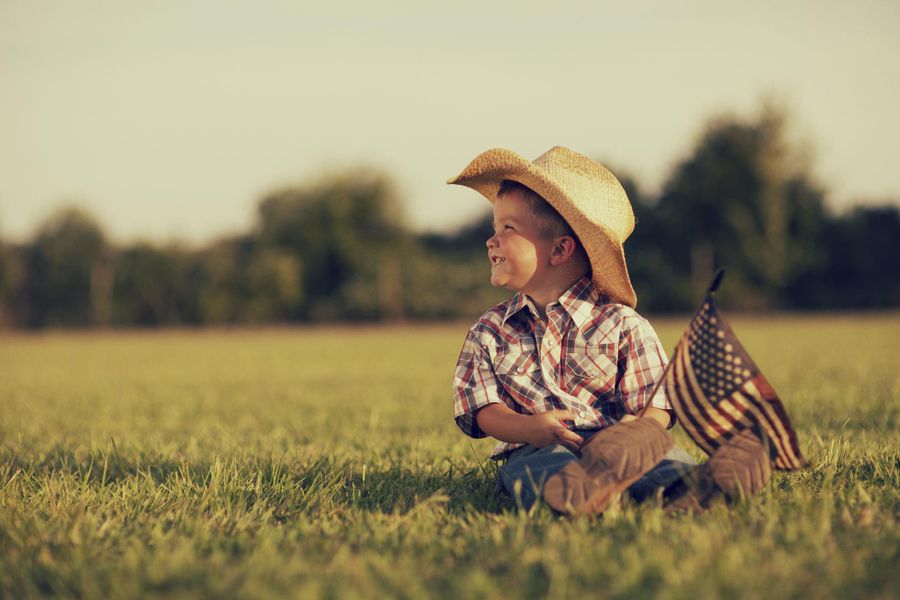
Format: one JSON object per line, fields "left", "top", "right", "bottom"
{"left": 448, "top": 146, "right": 772, "bottom": 515}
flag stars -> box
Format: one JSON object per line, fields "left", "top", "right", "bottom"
{"left": 686, "top": 303, "right": 751, "bottom": 402}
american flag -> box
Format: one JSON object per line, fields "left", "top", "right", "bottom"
{"left": 664, "top": 269, "right": 807, "bottom": 470}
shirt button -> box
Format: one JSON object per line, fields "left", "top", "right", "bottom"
{"left": 516, "top": 367, "right": 525, "bottom": 374}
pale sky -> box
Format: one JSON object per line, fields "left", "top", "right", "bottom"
{"left": 1, "top": 0, "right": 898, "bottom": 244}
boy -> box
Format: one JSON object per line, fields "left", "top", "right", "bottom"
{"left": 449, "top": 146, "right": 772, "bottom": 515}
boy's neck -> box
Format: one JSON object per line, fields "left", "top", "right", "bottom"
{"left": 524, "top": 272, "right": 588, "bottom": 319}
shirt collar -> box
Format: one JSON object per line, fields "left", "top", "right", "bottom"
{"left": 501, "top": 292, "right": 532, "bottom": 325}
{"left": 557, "top": 276, "right": 603, "bottom": 330}
{"left": 501, "top": 276, "right": 603, "bottom": 328}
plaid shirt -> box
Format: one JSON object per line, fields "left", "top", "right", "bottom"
{"left": 452, "top": 276, "right": 673, "bottom": 459}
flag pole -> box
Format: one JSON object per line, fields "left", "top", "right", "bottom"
{"left": 635, "top": 268, "right": 726, "bottom": 419}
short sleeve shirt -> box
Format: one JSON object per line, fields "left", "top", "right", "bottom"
{"left": 452, "top": 276, "right": 673, "bottom": 459}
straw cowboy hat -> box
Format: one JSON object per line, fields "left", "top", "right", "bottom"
{"left": 447, "top": 146, "right": 638, "bottom": 308}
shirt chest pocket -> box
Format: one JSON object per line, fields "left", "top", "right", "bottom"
{"left": 564, "top": 343, "right": 617, "bottom": 394}
{"left": 492, "top": 347, "right": 542, "bottom": 403}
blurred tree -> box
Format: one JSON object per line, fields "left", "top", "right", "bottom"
{"left": 795, "top": 204, "right": 900, "bottom": 308}
{"left": 190, "top": 235, "right": 304, "bottom": 324}
{"left": 620, "top": 173, "right": 688, "bottom": 313}
{"left": 22, "top": 207, "right": 109, "bottom": 327}
{"left": 240, "top": 248, "right": 304, "bottom": 322}
{"left": 0, "top": 237, "right": 10, "bottom": 327}
{"left": 653, "top": 102, "right": 827, "bottom": 309}
{"left": 256, "top": 169, "right": 408, "bottom": 320}
{"left": 112, "top": 243, "right": 200, "bottom": 325}
{"left": 193, "top": 238, "right": 242, "bottom": 324}
{"left": 4, "top": 246, "right": 29, "bottom": 326}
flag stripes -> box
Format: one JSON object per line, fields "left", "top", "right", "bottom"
{"left": 735, "top": 378, "right": 806, "bottom": 470}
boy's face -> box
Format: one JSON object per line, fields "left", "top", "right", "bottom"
{"left": 487, "top": 190, "right": 556, "bottom": 294}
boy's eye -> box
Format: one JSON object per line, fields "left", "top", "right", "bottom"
{"left": 504, "top": 225, "right": 514, "bottom": 231}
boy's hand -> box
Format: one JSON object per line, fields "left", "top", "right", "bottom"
{"left": 473, "top": 404, "right": 583, "bottom": 451}
{"left": 525, "top": 410, "right": 583, "bottom": 451}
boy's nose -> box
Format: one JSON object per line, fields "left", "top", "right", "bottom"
{"left": 486, "top": 235, "right": 498, "bottom": 249}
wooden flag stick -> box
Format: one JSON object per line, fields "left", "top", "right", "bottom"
{"left": 635, "top": 341, "right": 679, "bottom": 420}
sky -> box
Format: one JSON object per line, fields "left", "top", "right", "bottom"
{"left": 1, "top": 0, "right": 898, "bottom": 245}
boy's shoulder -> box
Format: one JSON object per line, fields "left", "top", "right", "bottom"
{"left": 466, "top": 297, "right": 517, "bottom": 342}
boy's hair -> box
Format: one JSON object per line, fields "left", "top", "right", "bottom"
{"left": 498, "top": 180, "right": 577, "bottom": 242}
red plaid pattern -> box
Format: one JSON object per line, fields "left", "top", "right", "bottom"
{"left": 453, "top": 277, "right": 673, "bottom": 459}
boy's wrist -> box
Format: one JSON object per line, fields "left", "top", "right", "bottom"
{"left": 520, "top": 413, "right": 544, "bottom": 446}
{"left": 503, "top": 411, "right": 537, "bottom": 446}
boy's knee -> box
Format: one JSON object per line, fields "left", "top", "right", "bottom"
{"left": 499, "top": 444, "right": 581, "bottom": 506}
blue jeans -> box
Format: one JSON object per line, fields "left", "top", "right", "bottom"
{"left": 499, "top": 442, "right": 698, "bottom": 511}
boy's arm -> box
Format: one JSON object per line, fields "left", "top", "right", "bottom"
{"left": 475, "top": 404, "right": 584, "bottom": 452}
{"left": 618, "top": 314, "right": 676, "bottom": 428}
{"left": 453, "top": 329, "right": 582, "bottom": 451}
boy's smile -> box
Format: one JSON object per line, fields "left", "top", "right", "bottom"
{"left": 486, "top": 190, "right": 555, "bottom": 295}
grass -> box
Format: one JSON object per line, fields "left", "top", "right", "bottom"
{"left": 0, "top": 314, "right": 898, "bottom": 599}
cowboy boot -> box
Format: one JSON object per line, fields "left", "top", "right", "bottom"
{"left": 543, "top": 418, "right": 673, "bottom": 516}
{"left": 664, "top": 427, "right": 772, "bottom": 513}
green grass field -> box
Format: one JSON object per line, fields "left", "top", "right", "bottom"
{"left": 1, "top": 314, "right": 898, "bottom": 599}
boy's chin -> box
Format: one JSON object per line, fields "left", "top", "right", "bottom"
{"left": 490, "top": 277, "right": 518, "bottom": 293}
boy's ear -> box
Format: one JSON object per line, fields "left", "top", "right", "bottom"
{"left": 550, "top": 236, "right": 578, "bottom": 266}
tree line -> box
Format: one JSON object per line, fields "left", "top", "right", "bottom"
{"left": 1, "top": 105, "right": 897, "bottom": 328}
